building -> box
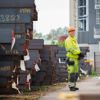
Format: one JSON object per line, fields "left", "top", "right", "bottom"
{"left": 69, "top": 0, "right": 78, "bottom": 36}
{"left": 70, "top": 0, "right": 100, "bottom": 44}
{"left": 70, "top": 0, "right": 100, "bottom": 60}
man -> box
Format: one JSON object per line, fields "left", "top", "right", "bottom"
{"left": 65, "top": 27, "right": 84, "bottom": 91}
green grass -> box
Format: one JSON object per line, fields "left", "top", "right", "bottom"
{"left": 91, "top": 69, "right": 97, "bottom": 76}
{"left": 20, "top": 85, "right": 51, "bottom": 94}
{"left": 31, "top": 85, "right": 50, "bottom": 91}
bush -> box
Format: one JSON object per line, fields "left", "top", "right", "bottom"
{"left": 51, "top": 40, "right": 56, "bottom": 45}
{"left": 58, "top": 41, "right": 65, "bottom": 47}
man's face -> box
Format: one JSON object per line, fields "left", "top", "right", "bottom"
{"left": 69, "top": 31, "right": 75, "bottom": 37}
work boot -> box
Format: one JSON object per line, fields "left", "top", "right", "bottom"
{"left": 74, "top": 87, "right": 79, "bottom": 90}
{"left": 69, "top": 87, "right": 76, "bottom": 91}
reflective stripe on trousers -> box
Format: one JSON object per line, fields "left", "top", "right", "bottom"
{"left": 67, "top": 58, "right": 79, "bottom": 88}
{"left": 68, "top": 82, "right": 75, "bottom": 87}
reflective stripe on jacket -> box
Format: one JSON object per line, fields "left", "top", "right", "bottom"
{"left": 65, "top": 35, "right": 80, "bottom": 59}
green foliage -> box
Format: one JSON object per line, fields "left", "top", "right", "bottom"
{"left": 20, "top": 88, "right": 31, "bottom": 95}
{"left": 31, "top": 86, "right": 49, "bottom": 91}
{"left": 20, "top": 86, "right": 50, "bottom": 95}
{"left": 91, "top": 69, "right": 96, "bottom": 76}
{"left": 58, "top": 41, "right": 65, "bottom": 47}
{"left": 51, "top": 40, "right": 56, "bottom": 45}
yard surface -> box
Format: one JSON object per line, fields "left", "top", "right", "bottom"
{"left": 39, "top": 76, "right": 100, "bottom": 100}
{"left": 0, "top": 76, "right": 100, "bottom": 100}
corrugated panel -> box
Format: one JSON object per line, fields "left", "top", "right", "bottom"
{"left": 0, "top": 0, "right": 34, "bottom": 8}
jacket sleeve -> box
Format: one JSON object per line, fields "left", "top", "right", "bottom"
{"left": 70, "top": 47, "right": 81, "bottom": 55}
{"left": 65, "top": 40, "right": 80, "bottom": 55}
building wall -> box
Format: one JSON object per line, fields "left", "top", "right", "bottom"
{"left": 70, "top": 0, "right": 100, "bottom": 44}
{"left": 78, "top": 0, "right": 100, "bottom": 44}
{"left": 69, "top": 0, "right": 78, "bottom": 36}
{"left": 69, "top": 0, "right": 74, "bottom": 27}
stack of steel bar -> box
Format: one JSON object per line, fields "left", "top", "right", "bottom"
{"left": 25, "top": 39, "right": 44, "bottom": 86}
{"left": 56, "top": 47, "right": 68, "bottom": 82}
{"left": 26, "top": 39, "right": 44, "bottom": 70}
{"left": 0, "top": 0, "right": 37, "bottom": 93}
{"left": 29, "top": 45, "right": 58, "bottom": 86}
{"left": 28, "top": 39, "right": 44, "bottom": 50}
{"left": 17, "top": 71, "right": 27, "bottom": 89}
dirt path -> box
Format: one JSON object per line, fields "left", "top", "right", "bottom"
{"left": 39, "top": 76, "right": 100, "bottom": 100}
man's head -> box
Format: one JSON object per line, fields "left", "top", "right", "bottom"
{"left": 68, "top": 27, "right": 75, "bottom": 37}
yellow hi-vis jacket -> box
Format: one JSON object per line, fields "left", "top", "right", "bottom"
{"left": 65, "top": 35, "right": 81, "bottom": 59}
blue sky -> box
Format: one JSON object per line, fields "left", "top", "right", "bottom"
{"left": 35, "top": 0, "right": 69, "bottom": 35}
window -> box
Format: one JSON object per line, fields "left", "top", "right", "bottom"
{"left": 95, "top": 0, "right": 100, "bottom": 5}
{"left": 78, "top": 18, "right": 86, "bottom": 31}
{"left": 96, "top": 9, "right": 100, "bottom": 24}
{"left": 95, "top": 0, "right": 100, "bottom": 9}
{"left": 78, "top": 0, "right": 88, "bottom": 31}
{"left": 79, "top": 7, "right": 86, "bottom": 17}
{"left": 78, "top": 0, "right": 86, "bottom": 6}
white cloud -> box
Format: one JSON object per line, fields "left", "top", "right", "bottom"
{"left": 35, "top": 0, "right": 69, "bottom": 35}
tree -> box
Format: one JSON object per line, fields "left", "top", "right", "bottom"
{"left": 46, "top": 26, "right": 68, "bottom": 41}
{"left": 46, "top": 34, "right": 52, "bottom": 40}
{"left": 34, "top": 30, "right": 43, "bottom": 39}
{"left": 33, "top": 27, "right": 68, "bottom": 45}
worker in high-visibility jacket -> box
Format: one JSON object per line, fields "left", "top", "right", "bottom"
{"left": 65, "top": 27, "right": 84, "bottom": 91}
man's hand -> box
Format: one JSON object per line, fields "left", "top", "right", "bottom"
{"left": 66, "top": 58, "right": 74, "bottom": 65}
{"left": 78, "top": 53, "right": 84, "bottom": 60}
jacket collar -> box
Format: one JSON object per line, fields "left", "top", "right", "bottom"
{"left": 69, "top": 35, "right": 76, "bottom": 41}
